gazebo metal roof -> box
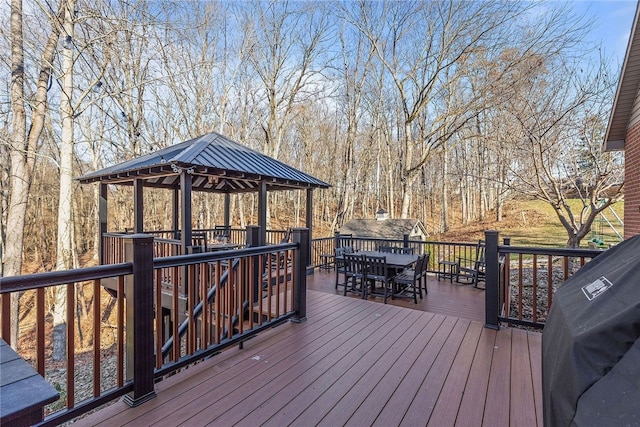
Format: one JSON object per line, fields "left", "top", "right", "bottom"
{"left": 78, "top": 132, "right": 330, "bottom": 192}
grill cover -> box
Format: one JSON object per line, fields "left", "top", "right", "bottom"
{"left": 542, "top": 235, "right": 640, "bottom": 427}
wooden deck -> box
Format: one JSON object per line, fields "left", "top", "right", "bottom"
{"left": 75, "top": 286, "right": 542, "bottom": 426}
{"left": 308, "top": 270, "right": 486, "bottom": 323}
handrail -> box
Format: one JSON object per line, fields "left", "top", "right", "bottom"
{"left": 0, "top": 263, "right": 132, "bottom": 292}
{"left": 498, "top": 245, "right": 600, "bottom": 258}
{"left": 153, "top": 242, "right": 296, "bottom": 269}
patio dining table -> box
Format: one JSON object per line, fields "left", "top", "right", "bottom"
{"left": 336, "top": 251, "right": 419, "bottom": 299}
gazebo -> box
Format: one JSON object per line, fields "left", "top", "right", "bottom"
{"left": 78, "top": 131, "right": 330, "bottom": 261}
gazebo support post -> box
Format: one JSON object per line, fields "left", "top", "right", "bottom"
{"left": 258, "top": 181, "right": 267, "bottom": 246}
{"left": 172, "top": 189, "right": 179, "bottom": 239}
{"left": 133, "top": 179, "right": 144, "bottom": 233}
{"left": 306, "top": 189, "right": 313, "bottom": 272}
{"left": 180, "top": 172, "right": 193, "bottom": 252}
{"left": 224, "top": 193, "right": 231, "bottom": 229}
{"left": 99, "top": 183, "right": 108, "bottom": 265}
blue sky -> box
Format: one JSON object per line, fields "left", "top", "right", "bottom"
{"left": 570, "top": 0, "right": 637, "bottom": 66}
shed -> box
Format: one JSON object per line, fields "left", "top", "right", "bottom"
{"left": 339, "top": 210, "right": 428, "bottom": 241}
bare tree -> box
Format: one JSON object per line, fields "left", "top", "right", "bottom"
{"left": 5, "top": 0, "right": 65, "bottom": 348}
{"left": 506, "top": 56, "right": 622, "bottom": 248}
{"left": 346, "top": 1, "right": 528, "bottom": 218}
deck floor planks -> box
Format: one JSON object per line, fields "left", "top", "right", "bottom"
{"left": 75, "top": 290, "right": 542, "bottom": 427}
{"left": 509, "top": 328, "right": 537, "bottom": 426}
{"left": 483, "top": 327, "right": 513, "bottom": 427}
{"left": 272, "top": 310, "right": 431, "bottom": 426}
{"left": 136, "top": 292, "right": 348, "bottom": 426}
{"left": 400, "top": 318, "right": 471, "bottom": 426}
{"left": 78, "top": 291, "right": 357, "bottom": 427}
{"left": 170, "top": 299, "right": 393, "bottom": 426}
{"left": 76, "top": 293, "right": 333, "bottom": 427}
{"left": 454, "top": 326, "right": 497, "bottom": 427}
{"left": 528, "top": 332, "right": 544, "bottom": 427}
{"left": 226, "top": 305, "right": 415, "bottom": 426}
{"left": 315, "top": 312, "right": 443, "bottom": 427}
{"left": 370, "top": 315, "right": 459, "bottom": 426}
{"left": 183, "top": 301, "right": 403, "bottom": 425}
{"left": 427, "top": 321, "right": 484, "bottom": 426}
{"left": 308, "top": 271, "right": 486, "bottom": 322}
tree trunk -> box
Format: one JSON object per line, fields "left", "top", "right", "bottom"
{"left": 53, "top": 0, "right": 76, "bottom": 360}
{"left": 6, "top": 0, "right": 63, "bottom": 348}
{"left": 441, "top": 149, "right": 449, "bottom": 233}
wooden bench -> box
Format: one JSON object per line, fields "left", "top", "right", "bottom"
{"left": 0, "top": 339, "right": 59, "bottom": 426}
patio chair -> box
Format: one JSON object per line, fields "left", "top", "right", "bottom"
{"left": 334, "top": 247, "right": 347, "bottom": 289}
{"left": 456, "top": 240, "right": 485, "bottom": 288}
{"left": 364, "top": 255, "right": 392, "bottom": 303}
{"left": 392, "top": 253, "right": 429, "bottom": 303}
{"left": 191, "top": 232, "right": 208, "bottom": 253}
{"left": 378, "top": 245, "right": 393, "bottom": 253}
{"left": 341, "top": 253, "right": 367, "bottom": 298}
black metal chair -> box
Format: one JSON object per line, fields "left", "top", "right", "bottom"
{"left": 456, "top": 240, "right": 485, "bottom": 287}
{"left": 363, "top": 255, "right": 392, "bottom": 303}
{"left": 342, "top": 253, "right": 367, "bottom": 298}
{"left": 191, "top": 232, "right": 208, "bottom": 253}
{"left": 334, "top": 247, "right": 347, "bottom": 289}
{"left": 392, "top": 253, "right": 428, "bottom": 304}
{"left": 417, "top": 253, "right": 430, "bottom": 297}
{"left": 378, "top": 245, "right": 393, "bottom": 253}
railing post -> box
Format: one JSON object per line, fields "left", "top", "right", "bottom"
{"left": 247, "top": 226, "right": 261, "bottom": 302}
{"left": 403, "top": 234, "right": 409, "bottom": 247}
{"left": 484, "top": 230, "right": 500, "bottom": 330}
{"left": 246, "top": 225, "right": 260, "bottom": 247}
{"left": 123, "top": 234, "right": 156, "bottom": 407}
{"left": 292, "top": 228, "right": 309, "bottom": 323}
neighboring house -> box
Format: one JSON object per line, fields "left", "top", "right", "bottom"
{"left": 339, "top": 209, "right": 428, "bottom": 241}
{"left": 605, "top": 1, "right": 640, "bottom": 238}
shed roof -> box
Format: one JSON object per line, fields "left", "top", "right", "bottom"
{"left": 78, "top": 132, "right": 330, "bottom": 193}
{"left": 340, "top": 219, "right": 427, "bottom": 239}
{"left": 604, "top": 2, "right": 640, "bottom": 151}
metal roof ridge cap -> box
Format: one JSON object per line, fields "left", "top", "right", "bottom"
{"left": 172, "top": 134, "right": 214, "bottom": 163}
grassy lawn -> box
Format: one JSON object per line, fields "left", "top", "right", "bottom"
{"left": 444, "top": 199, "right": 624, "bottom": 249}
{"left": 494, "top": 200, "right": 623, "bottom": 248}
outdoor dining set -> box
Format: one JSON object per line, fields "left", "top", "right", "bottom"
{"left": 334, "top": 245, "right": 430, "bottom": 304}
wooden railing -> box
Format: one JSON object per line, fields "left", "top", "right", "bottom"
{"left": 483, "top": 231, "right": 602, "bottom": 330}
{"left": 0, "top": 229, "right": 309, "bottom": 426}
{"left": 310, "top": 234, "right": 478, "bottom": 273}
{"left": 310, "top": 232, "right": 603, "bottom": 329}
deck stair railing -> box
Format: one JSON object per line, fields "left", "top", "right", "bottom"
{"left": 0, "top": 227, "right": 309, "bottom": 426}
